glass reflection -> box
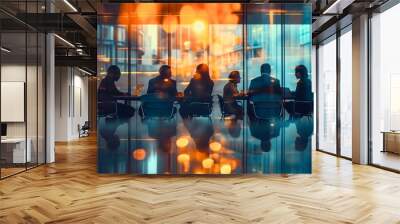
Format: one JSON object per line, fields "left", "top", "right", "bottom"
{"left": 97, "top": 3, "right": 312, "bottom": 174}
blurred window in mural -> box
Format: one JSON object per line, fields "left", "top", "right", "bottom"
{"left": 97, "top": 3, "right": 312, "bottom": 175}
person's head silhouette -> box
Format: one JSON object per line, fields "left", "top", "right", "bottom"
{"left": 159, "top": 65, "right": 172, "bottom": 79}
{"left": 195, "top": 64, "right": 211, "bottom": 80}
{"left": 295, "top": 65, "right": 308, "bottom": 79}
{"left": 229, "top": 70, "right": 240, "bottom": 84}
{"left": 107, "top": 65, "right": 121, "bottom": 82}
{"left": 260, "top": 63, "right": 271, "bottom": 76}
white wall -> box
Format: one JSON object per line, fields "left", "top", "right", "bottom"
{"left": 1, "top": 65, "right": 38, "bottom": 138}
{"left": 55, "top": 67, "right": 89, "bottom": 141}
{"left": 1, "top": 63, "right": 46, "bottom": 164}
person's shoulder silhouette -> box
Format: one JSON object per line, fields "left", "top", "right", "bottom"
{"left": 147, "top": 65, "right": 177, "bottom": 98}
{"left": 98, "top": 65, "right": 125, "bottom": 101}
{"left": 249, "top": 63, "right": 281, "bottom": 96}
{"left": 294, "top": 65, "right": 312, "bottom": 101}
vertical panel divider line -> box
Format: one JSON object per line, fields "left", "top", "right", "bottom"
{"left": 367, "top": 11, "right": 372, "bottom": 165}
{"left": 127, "top": 13, "right": 132, "bottom": 173}
{"left": 336, "top": 25, "right": 341, "bottom": 157}
{"left": 280, "top": 3, "right": 286, "bottom": 173}
{"left": 316, "top": 45, "right": 320, "bottom": 151}
{"left": 242, "top": 2, "right": 247, "bottom": 174}
{"left": 36, "top": 0, "right": 39, "bottom": 167}
{"left": 97, "top": 17, "right": 101, "bottom": 165}
{"left": 60, "top": 69, "right": 62, "bottom": 117}
{"left": 25, "top": 0, "right": 28, "bottom": 171}
{"left": 0, "top": 21, "right": 2, "bottom": 179}
{"left": 167, "top": 4, "right": 172, "bottom": 66}
{"left": 44, "top": 3, "right": 47, "bottom": 165}
{"left": 68, "top": 70, "right": 71, "bottom": 118}
{"left": 173, "top": 3, "right": 178, "bottom": 173}
{"left": 73, "top": 68, "right": 75, "bottom": 118}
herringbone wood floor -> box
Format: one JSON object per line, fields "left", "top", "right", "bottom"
{"left": 1, "top": 135, "right": 400, "bottom": 224}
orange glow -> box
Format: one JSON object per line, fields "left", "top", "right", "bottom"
{"left": 269, "top": 11, "right": 274, "bottom": 25}
{"left": 179, "top": 5, "right": 196, "bottom": 24}
{"left": 230, "top": 160, "right": 238, "bottom": 170}
{"left": 194, "top": 169, "right": 205, "bottom": 174}
{"left": 183, "top": 41, "right": 191, "bottom": 50}
{"left": 177, "top": 153, "right": 190, "bottom": 163}
{"left": 176, "top": 137, "right": 190, "bottom": 148}
{"left": 231, "top": 3, "right": 241, "bottom": 12}
{"left": 162, "top": 15, "right": 178, "bottom": 33}
{"left": 209, "top": 142, "right": 222, "bottom": 153}
{"left": 193, "top": 20, "right": 206, "bottom": 33}
{"left": 98, "top": 55, "right": 110, "bottom": 63}
{"left": 220, "top": 164, "right": 232, "bottom": 174}
{"left": 210, "top": 153, "right": 220, "bottom": 161}
{"left": 193, "top": 73, "right": 202, "bottom": 80}
{"left": 135, "top": 3, "right": 160, "bottom": 24}
{"left": 202, "top": 158, "right": 214, "bottom": 169}
{"left": 132, "top": 148, "right": 146, "bottom": 161}
{"left": 99, "top": 71, "right": 158, "bottom": 76}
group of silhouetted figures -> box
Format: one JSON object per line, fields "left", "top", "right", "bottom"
{"left": 98, "top": 63, "right": 313, "bottom": 121}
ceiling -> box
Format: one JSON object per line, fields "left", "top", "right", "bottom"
{"left": 0, "top": 0, "right": 394, "bottom": 74}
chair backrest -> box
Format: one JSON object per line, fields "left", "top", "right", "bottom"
{"left": 82, "top": 121, "right": 90, "bottom": 129}
{"left": 217, "top": 95, "right": 225, "bottom": 114}
{"left": 188, "top": 101, "right": 213, "bottom": 117}
{"left": 294, "top": 101, "right": 313, "bottom": 116}
{"left": 251, "top": 100, "right": 282, "bottom": 119}
{"left": 141, "top": 95, "right": 175, "bottom": 118}
{"left": 97, "top": 102, "right": 117, "bottom": 117}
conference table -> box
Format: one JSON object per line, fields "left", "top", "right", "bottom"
{"left": 113, "top": 94, "right": 294, "bottom": 102}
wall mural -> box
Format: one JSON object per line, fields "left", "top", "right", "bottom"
{"left": 97, "top": 3, "right": 313, "bottom": 174}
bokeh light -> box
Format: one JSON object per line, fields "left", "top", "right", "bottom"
{"left": 193, "top": 20, "right": 206, "bottom": 33}
{"left": 132, "top": 148, "right": 146, "bottom": 161}
{"left": 177, "top": 153, "right": 190, "bottom": 163}
{"left": 162, "top": 15, "right": 178, "bottom": 33}
{"left": 220, "top": 164, "right": 232, "bottom": 174}
{"left": 176, "top": 137, "right": 190, "bottom": 148}
{"left": 202, "top": 158, "right": 214, "bottom": 169}
{"left": 209, "top": 141, "right": 222, "bottom": 153}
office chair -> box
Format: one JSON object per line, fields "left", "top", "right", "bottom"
{"left": 97, "top": 101, "right": 118, "bottom": 118}
{"left": 187, "top": 96, "right": 213, "bottom": 119}
{"left": 249, "top": 100, "right": 283, "bottom": 120}
{"left": 217, "top": 95, "right": 232, "bottom": 119}
{"left": 78, "top": 121, "right": 90, "bottom": 138}
{"left": 139, "top": 95, "right": 176, "bottom": 120}
{"left": 217, "top": 95, "right": 242, "bottom": 120}
{"left": 293, "top": 100, "right": 313, "bottom": 119}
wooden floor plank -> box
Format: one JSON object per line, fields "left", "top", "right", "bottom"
{"left": 0, "top": 135, "right": 400, "bottom": 223}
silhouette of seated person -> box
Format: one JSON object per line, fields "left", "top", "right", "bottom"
{"left": 223, "top": 71, "right": 244, "bottom": 120}
{"left": 140, "top": 65, "right": 178, "bottom": 118}
{"left": 294, "top": 116, "right": 313, "bottom": 151}
{"left": 284, "top": 65, "right": 313, "bottom": 117}
{"left": 180, "top": 64, "right": 214, "bottom": 118}
{"left": 249, "top": 116, "right": 282, "bottom": 152}
{"left": 248, "top": 63, "right": 282, "bottom": 119}
{"left": 98, "top": 65, "right": 135, "bottom": 119}
{"left": 147, "top": 65, "right": 177, "bottom": 98}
